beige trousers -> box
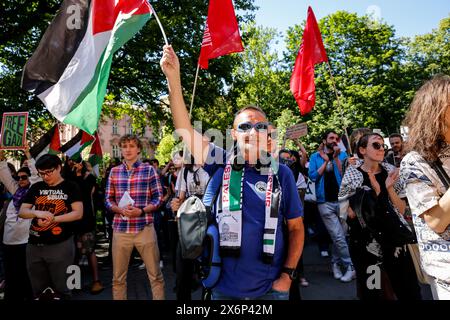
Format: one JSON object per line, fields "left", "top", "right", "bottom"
{"left": 112, "top": 225, "right": 165, "bottom": 300}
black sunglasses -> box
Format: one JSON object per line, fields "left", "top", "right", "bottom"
{"left": 371, "top": 142, "right": 388, "bottom": 151}
{"left": 14, "top": 175, "right": 29, "bottom": 181}
{"left": 236, "top": 122, "right": 269, "bottom": 132}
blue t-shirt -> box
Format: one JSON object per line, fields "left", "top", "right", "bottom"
{"left": 203, "top": 143, "right": 303, "bottom": 298}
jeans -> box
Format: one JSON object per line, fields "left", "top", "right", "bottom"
{"left": 317, "top": 202, "right": 352, "bottom": 267}
{"left": 212, "top": 288, "right": 289, "bottom": 300}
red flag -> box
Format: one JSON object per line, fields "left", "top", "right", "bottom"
{"left": 290, "top": 7, "right": 328, "bottom": 115}
{"left": 198, "top": 0, "right": 244, "bottom": 69}
{"left": 88, "top": 133, "right": 103, "bottom": 177}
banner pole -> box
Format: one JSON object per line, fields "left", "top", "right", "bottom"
{"left": 326, "top": 62, "right": 352, "bottom": 155}
{"left": 149, "top": 3, "right": 169, "bottom": 46}
{"left": 188, "top": 64, "right": 200, "bottom": 118}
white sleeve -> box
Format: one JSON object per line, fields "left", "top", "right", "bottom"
{"left": 27, "top": 158, "right": 42, "bottom": 185}
{"left": 175, "top": 168, "right": 185, "bottom": 193}
{"left": 0, "top": 161, "right": 18, "bottom": 194}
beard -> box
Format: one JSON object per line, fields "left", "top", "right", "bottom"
{"left": 326, "top": 142, "right": 337, "bottom": 150}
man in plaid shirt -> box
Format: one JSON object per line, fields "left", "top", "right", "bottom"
{"left": 105, "top": 134, "right": 164, "bottom": 300}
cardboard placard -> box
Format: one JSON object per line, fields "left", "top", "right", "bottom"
{"left": 285, "top": 123, "right": 308, "bottom": 140}
{"left": 0, "top": 112, "right": 29, "bottom": 150}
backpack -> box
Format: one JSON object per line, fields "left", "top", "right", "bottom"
{"left": 177, "top": 167, "right": 221, "bottom": 260}
{"left": 177, "top": 195, "right": 209, "bottom": 259}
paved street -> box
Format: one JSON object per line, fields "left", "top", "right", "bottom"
{"left": 69, "top": 234, "right": 432, "bottom": 300}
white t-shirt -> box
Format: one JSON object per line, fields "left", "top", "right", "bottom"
{"left": 296, "top": 173, "right": 307, "bottom": 189}
{"left": 178, "top": 166, "right": 210, "bottom": 197}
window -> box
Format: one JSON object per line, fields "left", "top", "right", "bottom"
{"left": 112, "top": 120, "right": 118, "bottom": 135}
{"left": 112, "top": 145, "right": 120, "bottom": 158}
{"left": 127, "top": 122, "right": 133, "bottom": 135}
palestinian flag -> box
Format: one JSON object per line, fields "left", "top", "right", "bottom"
{"left": 88, "top": 132, "right": 103, "bottom": 177}
{"left": 29, "top": 124, "right": 61, "bottom": 160}
{"left": 21, "top": 0, "right": 152, "bottom": 135}
{"left": 60, "top": 130, "right": 94, "bottom": 161}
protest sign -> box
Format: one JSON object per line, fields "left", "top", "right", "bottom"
{"left": 285, "top": 123, "right": 308, "bottom": 140}
{"left": 0, "top": 112, "right": 29, "bottom": 150}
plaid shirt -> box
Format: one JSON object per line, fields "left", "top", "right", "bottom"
{"left": 105, "top": 161, "right": 162, "bottom": 233}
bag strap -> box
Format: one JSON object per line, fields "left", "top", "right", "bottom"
{"left": 183, "top": 167, "right": 189, "bottom": 186}
{"left": 203, "top": 168, "right": 223, "bottom": 223}
{"left": 429, "top": 158, "right": 450, "bottom": 190}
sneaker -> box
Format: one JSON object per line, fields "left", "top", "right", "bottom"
{"left": 332, "top": 263, "right": 343, "bottom": 279}
{"left": 159, "top": 260, "right": 164, "bottom": 269}
{"left": 299, "top": 278, "right": 309, "bottom": 287}
{"left": 90, "top": 281, "right": 104, "bottom": 294}
{"left": 340, "top": 265, "right": 356, "bottom": 282}
{"left": 320, "top": 250, "right": 329, "bottom": 257}
{"left": 79, "top": 256, "right": 88, "bottom": 266}
{"left": 138, "top": 262, "right": 146, "bottom": 270}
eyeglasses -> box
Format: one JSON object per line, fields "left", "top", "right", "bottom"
{"left": 37, "top": 168, "right": 56, "bottom": 177}
{"left": 14, "top": 175, "right": 29, "bottom": 181}
{"left": 236, "top": 122, "right": 269, "bottom": 132}
{"left": 371, "top": 142, "right": 388, "bottom": 151}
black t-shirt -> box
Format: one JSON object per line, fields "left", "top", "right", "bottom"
{"left": 73, "top": 174, "right": 97, "bottom": 233}
{"left": 22, "top": 180, "right": 82, "bottom": 245}
{"left": 324, "top": 152, "right": 339, "bottom": 202}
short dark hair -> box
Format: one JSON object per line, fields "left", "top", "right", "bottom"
{"left": 36, "top": 154, "right": 62, "bottom": 170}
{"left": 389, "top": 133, "right": 403, "bottom": 141}
{"left": 234, "top": 105, "right": 267, "bottom": 120}
{"left": 17, "top": 167, "right": 31, "bottom": 176}
{"left": 322, "top": 130, "right": 339, "bottom": 141}
{"left": 356, "top": 133, "right": 384, "bottom": 158}
{"left": 150, "top": 158, "right": 159, "bottom": 166}
{"left": 119, "top": 134, "right": 143, "bottom": 150}
{"left": 278, "top": 149, "right": 292, "bottom": 157}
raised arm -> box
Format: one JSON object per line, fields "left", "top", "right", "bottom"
{"left": 0, "top": 150, "right": 19, "bottom": 194}
{"left": 160, "top": 45, "right": 210, "bottom": 165}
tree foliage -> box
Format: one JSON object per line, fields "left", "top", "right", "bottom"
{"left": 0, "top": 0, "right": 256, "bottom": 136}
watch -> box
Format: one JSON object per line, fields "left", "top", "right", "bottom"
{"left": 281, "top": 267, "right": 298, "bottom": 280}
{"left": 141, "top": 208, "right": 146, "bottom": 216}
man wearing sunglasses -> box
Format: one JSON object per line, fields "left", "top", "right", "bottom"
{"left": 309, "top": 130, "right": 356, "bottom": 282}
{"left": 19, "top": 154, "right": 83, "bottom": 299}
{"left": 161, "top": 45, "right": 304, "bottom": 300}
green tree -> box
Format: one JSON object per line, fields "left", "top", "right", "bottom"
{"left": 231, "top": 22, "right": 293, "bottom": 122}
{"left": 0, "top": 0, "right": 257, "bottom": 135}
{"left": 154, "top": 130, "right": 176, "bottom": 165}
{"left": 285, "top": 11, "right": 407, "bottom": 144}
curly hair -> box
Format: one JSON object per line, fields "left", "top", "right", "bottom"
{"left": 403, "top": 75, "right": 450, "bottom": 162}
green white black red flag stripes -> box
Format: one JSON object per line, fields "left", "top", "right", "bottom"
{"left": 88, "top": 132, "right": 103, "bottom": 177}
{"left": 29, "top": 124, "right": 61, "bottom": 160}
{"left": 22, "top": 0, "right": 152, "bottom": 135}
{"left": 60, "top": 130, "right": 94, "bottom": 160}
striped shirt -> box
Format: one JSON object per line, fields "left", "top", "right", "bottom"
{"left": 105, "top": 161, "right": 162, "bottom": 233}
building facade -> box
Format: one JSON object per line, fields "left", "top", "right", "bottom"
{"left": 59, "top": 114, "right": 158, "bottom": 161}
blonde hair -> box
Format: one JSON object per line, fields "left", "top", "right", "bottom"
{"left": 403, "top": 75, "right": 450, "bottom": 162}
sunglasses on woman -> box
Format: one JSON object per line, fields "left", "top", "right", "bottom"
{"left": 14, "top": 175, "right": 29, "bottom": 181}
{"left": 236, "top": 122, "right": 269, "bottom": 132}
{"left": 371, "top": 142, "right": 388, "bottom": 151}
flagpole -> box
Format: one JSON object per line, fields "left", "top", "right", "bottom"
{"left": 326, "top": 62, "right": 352, "bottom": 155}
{"left": 149, "top": 4, "right": 169, "bottom": 46}
{"left": 188, "top": 64, "right": 200, "bottom": 118}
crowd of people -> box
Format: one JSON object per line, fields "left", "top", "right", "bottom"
{"left": 0, "top": 48, "right": 448, "bottom": 301}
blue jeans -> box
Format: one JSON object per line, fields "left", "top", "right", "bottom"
{"left": 317, "top": 202, "right": 352, "bottom": 267}
{"left": 212, "top": 288, "right": 289, "bottom": 300}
